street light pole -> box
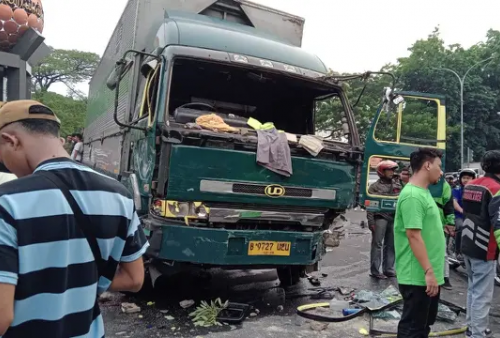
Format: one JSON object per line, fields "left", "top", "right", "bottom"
{"left": 435, "top": 56, "right": 494, "bottom": 169}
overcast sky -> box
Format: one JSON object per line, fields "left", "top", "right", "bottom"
{"left": 41, "top": 0, "right": 500, "bottom": 94}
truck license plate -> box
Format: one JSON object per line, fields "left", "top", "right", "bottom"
{"left": 248, "top": 241, "right": 291, "bottom": 256}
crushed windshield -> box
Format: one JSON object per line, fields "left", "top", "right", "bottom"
{"left": 314, "top": 95, "right": 350, "bottom": 143}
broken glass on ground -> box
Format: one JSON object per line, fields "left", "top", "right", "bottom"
{"left": 353, "top": 285, "right": 458, "bottom": 323}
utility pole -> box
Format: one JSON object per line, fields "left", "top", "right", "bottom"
{"left": 434, "top": 56, "right": 495, "bottom": 169}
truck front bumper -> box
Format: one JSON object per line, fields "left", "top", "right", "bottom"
{"left": 146, "top": 222, "right": 324, "bottom": 266}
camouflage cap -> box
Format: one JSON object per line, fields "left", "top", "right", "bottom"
{"left": 0, "top": 100, "right": 61, "bottom": 130}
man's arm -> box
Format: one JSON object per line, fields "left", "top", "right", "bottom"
{"left": 452, "top": 188, "right": 464, "bottom": 214}
{"left": 453, "top": 199, "right": 463, "bottom": 214}
{"left": 443, "top": 194, "right": 455, "bottom": 235}
{"left": 110, "top": 211, "right": 150, "bottom": 292}
{"left": 0, "top": 211, "right": 18, "bottom": 335}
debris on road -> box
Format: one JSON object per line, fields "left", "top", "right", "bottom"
{"left": 249, "top": 312, "right": 258, "bottom": 317}
{"left": 146, "top": 301, "right": 155, "bottom": 306}
{"left": 310, "top": 321, "right": 329, "bottom": 331}
{"left": 180, "top": 299, "right": 195, "bottom": 309}
{"left": 121, "top": 302, "right": 141, "bottom": 314}
{"left": 189, "top": 298, "right": 229, "bottom": 327}
{"left": 165, "top": 315, "right": 175, "bottom": 321}
{"left": 277, "top": 305, "right": 284, "bottom": 312}
{"left": 99, "top": 292, "right": 113, "bottom": 302}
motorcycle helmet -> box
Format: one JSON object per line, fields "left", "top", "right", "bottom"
{"left": 376, "top": 160, "right": 398, "bottom": 178}
{"left": 481, "top": 150, "right": 500, "bottom": 174}
{"left": 459, "top": 168, "right": 477, "bottom": 180}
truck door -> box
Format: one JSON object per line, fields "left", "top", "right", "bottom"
{"left": 359, "top": 91, "right": 446, "bottom": 212}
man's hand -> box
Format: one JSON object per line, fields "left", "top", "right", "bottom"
{"left": 444, "top": 225, "right": 455, "bottom": 237}
{"left": 425, "top": 269, "right": 439, "bottom": 297}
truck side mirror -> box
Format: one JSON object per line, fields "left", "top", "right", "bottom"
{"left": 106, "top": 58, "right": 134, "bottom": 90}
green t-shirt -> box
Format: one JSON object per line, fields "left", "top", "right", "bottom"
{"left": 394, "top": 183, "right": 445, "bottom": 286}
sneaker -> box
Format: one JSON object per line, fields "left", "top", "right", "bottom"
{"left": 466, "top": 327, "right": 492, "bottom": 336}
{"left": 442, "top": 277, "right": 452, "bottom": 290}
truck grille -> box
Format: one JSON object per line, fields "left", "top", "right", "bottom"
{"left": 199, "top": 180, "right": 336, "bottom": 200}
{"left": 232, "top": 183, "right": 313, "bottom": 197}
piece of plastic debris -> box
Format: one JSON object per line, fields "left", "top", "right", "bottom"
{"left": 165, "top": 315, "right": 175, "bottom": 320}
{"left": 249, "top": 312, "right": 258, "bottom": 317}
{"left": 277, "top": 305, "right": 284, "bottom": 312}
{"left": 437, "top": 303, "right": 458, "bottom": 323}
{"left": 373, "top": 309, "right": 401, "bottom": 320}
{"left": 121, "top": 302, "right": 141, "bottom": 314}
{"left": 160, "top": 309, "right": 169, "bottom": 314}
{"left": 254, "top": 309, "right": 260, "bottom": 314}
{"left": 138, "top": 315, "right": 143, "bottom": 319}
{"left": 179, "top": 299, "right": 195, "bottom": 309}
{"left": 359, "top": 328, "right": 369, "bottom": 335}
{"left": 147, "top": 301, "right": 155, "bottom": 306}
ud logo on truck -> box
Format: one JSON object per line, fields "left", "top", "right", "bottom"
{"left": 265, "top": 184, "right": 285, "bottom": 197}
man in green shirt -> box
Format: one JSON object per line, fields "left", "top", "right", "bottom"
{"left": 394, "top": 148, "right": 445, "bottom": 337}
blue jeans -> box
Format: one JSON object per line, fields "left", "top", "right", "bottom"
{"left": 464, "top": 255, "right": 495, "bottom": 338}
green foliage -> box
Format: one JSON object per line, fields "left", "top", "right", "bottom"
{"left": 32, "top": 91, "right": 86, "bottom": 137}
{"left": 29, "top": 48, "right": 99, "bottom": 137}
{"left": 189, "top": 298, "right": 229, "bottom": 327}
{"left": 315, "top": 28, "right": 500, "bottom": 170}
{"left": 32, "top": 49, "right": 100, "bottom": 95}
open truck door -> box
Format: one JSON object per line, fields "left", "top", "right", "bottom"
{"left": 359, "top": 90, "right": 446, "bottom": 212}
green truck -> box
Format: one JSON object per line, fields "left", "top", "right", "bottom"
{"left": 84, "top": 0, "right": 447, "bottom": 288}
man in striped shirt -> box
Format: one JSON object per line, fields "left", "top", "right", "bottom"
{"left": 0, "top": 100, "right": 149, "bottom": 337}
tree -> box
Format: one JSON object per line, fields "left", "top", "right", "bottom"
{"left": 315, "top": 28, "right": 500, "bottom": 171}
{"left": 31, "top": 49, "right": 100, "bottom": 93}
{"left": 32, "top": 91, "right": 86, "bottom": 137}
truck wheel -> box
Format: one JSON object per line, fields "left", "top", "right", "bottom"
{"left": 277, "top": 266, "right": 303, "bottom": 287}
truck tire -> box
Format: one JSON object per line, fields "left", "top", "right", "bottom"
{"left": 277, "top": 266, "right": 303, "bottom": 287}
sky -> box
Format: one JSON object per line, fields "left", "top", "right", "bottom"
{"left": 40, "top": 0, "right": 500, "bottom": 94}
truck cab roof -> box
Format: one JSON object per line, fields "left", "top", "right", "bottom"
{"left": 158, "top": 10, "right": 328, "bottom": 74}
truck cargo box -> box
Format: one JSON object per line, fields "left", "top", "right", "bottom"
{"left": 85, "top": 0, "right": 305, "bottom": 144}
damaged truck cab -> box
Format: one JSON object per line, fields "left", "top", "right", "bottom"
{"left": 84, "top": 0, "right": 362, "bottom": 287}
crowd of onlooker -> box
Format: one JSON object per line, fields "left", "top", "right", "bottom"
{"left": 367, "top": 149, "right": 500, "bottom": 338}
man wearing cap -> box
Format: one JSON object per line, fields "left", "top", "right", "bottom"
{"left": 0, "top": 100, "right": 149, "bottom": 337}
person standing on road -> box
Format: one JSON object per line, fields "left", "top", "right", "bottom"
{"left": 71, "top": 133, "right": 84, "bottom": 162}
{"left": 63, "top": 133, "right": 75, "bottom": 154}
{"left": 394, "top": 148, "right": 444, "bottom": 337}
{"left": 433, "top": 180, "right": 455, "bottom": 290}
{"left": 399, "top": 166, "right": 410, "bottom": 187}
{"left": 452, "top": 169, "right": 476, "bottom": 264}
{"left": 367, "top": 160, "right": 401, "bottom": 279}
{"left": 0, "top": 100, "right": 149, "bottom": 337}
{"left": 461, "top": 151, "right": 500, "bottom": 338}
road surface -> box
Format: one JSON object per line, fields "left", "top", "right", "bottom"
{"left": 102, "top": 210, "right": 500, "bottom": 337}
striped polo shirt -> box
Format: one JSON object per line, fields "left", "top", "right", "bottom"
{"left": 0, "top": 158, "right": 149, "bottom": 337}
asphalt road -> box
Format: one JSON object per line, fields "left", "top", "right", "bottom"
{"left": 101, "top": 210, "right": 500, "bottom": 337}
